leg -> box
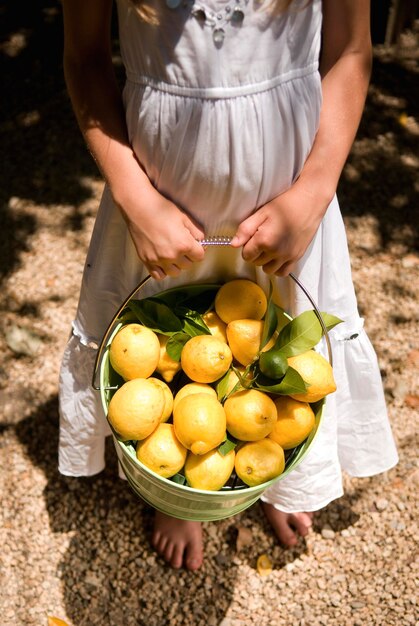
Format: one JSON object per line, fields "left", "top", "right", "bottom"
{"left": 152, "top": 510, "right": 204, "bottom": 570}
{"left": 261, "top": 502, "right": 313, "bottom": 547}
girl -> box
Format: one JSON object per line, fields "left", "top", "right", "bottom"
{"left": 59, "top": 0, "right": 398, "bottom": 571}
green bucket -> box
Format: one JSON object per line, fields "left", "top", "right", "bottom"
{"left": 94, "top": 273, "right": 331, "bottom": 522}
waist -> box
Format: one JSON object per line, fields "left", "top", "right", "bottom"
{"left": 125, "top": 62, "right": 318, "bottom": 99}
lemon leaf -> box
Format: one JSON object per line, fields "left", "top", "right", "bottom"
{"left": 260, "top": 282, "right": 277, "bottom": 349}
{"left": 218, "top": 435, "right": 237, "bottom": 456}
{"left": 273, "top": 310, "right": 324, "bottom": 357}
{"left": 254, "top": 366, "right": 308, "bottom": 395}
{"left": 215, "top": 368, "right": 233, "bottom": 401}
{"left": 156, "top": 284, "right": 220, "bottom": 312}
{"left": 320, "top": 312, "right": 344, "bottom": 331}
{"left": 127, "top": 299, "right": 182, "bottom": 334}
{"left": 166, "top": 332, "right": 190, "bottom": 360}
{"left": 171, "top": 473, "right": 187, "bottom": 485}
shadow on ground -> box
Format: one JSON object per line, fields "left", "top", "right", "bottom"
{"left": 11, "top": 394, "right": 369, "bottom": 625}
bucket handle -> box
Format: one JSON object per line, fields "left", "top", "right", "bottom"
{"left": 92, "top": 239, "right": 333, "bottom": 390}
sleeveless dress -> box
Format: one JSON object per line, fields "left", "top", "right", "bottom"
{"left": 58, "top": 0, "right": 398, "bottom": 512}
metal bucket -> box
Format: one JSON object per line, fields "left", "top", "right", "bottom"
{"left": 93, "top": 245, "right": 332, "bottom": 522}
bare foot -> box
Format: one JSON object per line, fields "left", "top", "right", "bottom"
{"left": 261, "top": 502, "right": 313, "bottom": 547}
{"left": 152, "top": 510, "right": 204, "bottom": 570}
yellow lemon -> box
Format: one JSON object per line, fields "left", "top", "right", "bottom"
{"left": 235, "top": 439, "right": 285, "bottom": 487}
{"left": 107, "top": 378, "right": 165, "bottom": 441}
{"left": 136, "top": 423, "right": 187, "bottom": 478}
{"left": 202, "top": 310, "right": 228, "bottom": 342}
{"left": 288, "top": 350, "right": 337, "bottom": 403}
{"left": 173, "top": 382, "right": 217, "bottom": 411}
{"left": 269, "top": 396, "right": 315, "bottom": 449}
{"left": 155, "top": 334, "right": 182, "bottom": 383}
{"left": 224, "top": 389, "right": 277, "bottom": 441}
{"left": 215, "top": 279, "right": 267, "bottom": 323}
{"left": 109, "top": 323, "right": 160, "bottom": 381}
{"left": 180, "top": 335, "right": 232, "bottom": 383}
{"left": 148, "top": 377, "right": 174, "bottom": 422}
{"left": 226, "top": 319, "right": 276, "bottom": 366}
{"left": 184, "top": 448, "right": 235, "bottom": 490}
{"left": 173, "top": 393, "right": 226, "bottom": 455}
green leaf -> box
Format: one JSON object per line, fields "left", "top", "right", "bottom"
{"left": 254, "top": 366, "right": 308, "bottom": 395}
{"left": 179, "top": 310, "right": 211, "bottom": 337}
{"left": 216, "top": 368, "right": 233, "bottom": 401}
{"left": 155, "top": 284, "right": 220, "bottom": 313}
{"left": 274, "top": 310, "right": 324, "bottom": 357}
{"left": 260, "top": 282, "right": 278, "bottom": 350}
{"left": 127, "top": 298, "right": 182, "bottom": 334}
{"left": 218, "top": 436, "right": 237, "bottom": 456}
{"left": 171, "top": 473, "right": 187, "bottom": 485}
{"left": 320, "top": 312, "right": 344, "bottom": 332}
{"left": 166, "top": 332, "right": 190, "bottom": 361}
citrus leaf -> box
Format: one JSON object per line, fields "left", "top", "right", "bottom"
{"left": 218, "top": 435, "right": 237, "bottom": 456}
{"left": 180, "top": 310, "right": 211, "bottom": 336}
{"left": 274, "top": 310, "right": 323, "bottom": 357}
{"left": 254, "top": 366, "right": 308, "bottom": 395}
{"left": 171, "top": 473, "right": 187, "bottom": 485}
{"left": 127, "top": 299, "right": 182, "bottom": 334}
{"left": 260, "top": 282, "right": 277, "bottom": 350}
{"left": 216, "top": 368, "right": 233, "bottom": 401}
{"left": 166, "top": 332, "right": 190, "bottom": 361}
{"left": 320, "top": 312, "right": 344, "bottom": 331}
{"left": 156, "top": 284, "right": 220, "bottom": 312}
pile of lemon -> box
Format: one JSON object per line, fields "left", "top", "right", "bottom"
{"left": 107, "top": 279, "right": 336, "bottom": 491}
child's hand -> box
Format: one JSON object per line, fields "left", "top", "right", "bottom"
{"left": 230, "top": 182, "right": 330, "bottom": 276}
{"left": 121, "top": 190, "right": 206, "bottom": 280}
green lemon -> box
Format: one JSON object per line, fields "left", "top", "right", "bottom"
{"left": 258, "top": 350, "right": 288, "bottom": 380}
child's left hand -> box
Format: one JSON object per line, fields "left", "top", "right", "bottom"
{"left": 230, "top": 181, "right": 331, "bottom": 276}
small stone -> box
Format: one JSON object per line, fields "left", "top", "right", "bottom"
{"left": 375, "top": 498, "right": 389, "bottom": 511}
{"left": 321, "top": 528, "right": 336, "bottom": 540}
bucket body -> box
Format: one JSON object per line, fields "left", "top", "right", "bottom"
{"left": 99, "top": 302, "right": 324, "bottom": 522}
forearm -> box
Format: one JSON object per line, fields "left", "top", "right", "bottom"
{"left": 64, "top": 55, "right": 155, "bottom": 211}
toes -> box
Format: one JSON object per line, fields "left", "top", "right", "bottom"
{"left": 290, "top": 512, "right": 313, "bottom": 538}
{"left": 185, "top": 544, "right": 204, "bottom": 571}
{"left": 170, "top": 544, "right": 185, "bottom": 569}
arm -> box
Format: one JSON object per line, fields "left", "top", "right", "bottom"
{"left": 231, "top": 0, "right": 372, "bottom": 276}
{"left": 61, "top": 0, "right": 205, "bottom": 279}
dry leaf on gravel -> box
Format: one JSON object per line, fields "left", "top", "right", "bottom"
{"left": 235, "top": 525, "right": 253, "bottom": 551}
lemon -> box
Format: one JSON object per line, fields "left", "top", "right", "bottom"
{"left": 180, "top": 335, "right": 233, "bottom": 383}
{"left": 226, "top": 319, "right": 276, "bottom": 366}
{"left": 288, "top": 350, "right": 337, "bottom": 403}
{"left": 173, "top": 393, "right": 226, "bottom": 455}
{"left": 224, "top": 389, "right": 277, "bottom": 441}
{"left": 136, "top": 423, "right": 187, "bottom": 478}
{"left": 155, "top": 334, "right": 181, "bottom": 383}
{"left": 173, "top": 382, "right": 217, "bottom": 411}
{"left": 202, "top": 311, "right": 227, "bottom": 342}
{"left": 269, "top": 396, "right": 315, "bottom": 449}
{"left": 258, "top": 349, "right": 288, "bottom": 380}
{"left": 109, "top": 323, "right": 160, "bottom": 381}
{"left": 235, "top": 439, "right": 285, "bottom": 487}
{"left": 184, "top": 448, "right": 235, "bottom": 490}
{"left": 215, "top": 279, "right": 267, "bottom": 323}
{"left": 148, "top": 377, "right": 174, "bottom": 422}
{"left": 107, "top": 378, "right": 164, "bottom": 441}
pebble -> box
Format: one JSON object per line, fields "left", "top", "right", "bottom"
{"left": 375, "top": 498, "right": 389, "bottom": 511}
{"left": 321, "top": 528, "right": 336, "bottom": 540}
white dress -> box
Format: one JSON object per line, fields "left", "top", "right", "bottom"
{"left": 58, "top": 0, "right": 398, "bottom": 512}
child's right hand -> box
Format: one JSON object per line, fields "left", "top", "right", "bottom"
{"left": 118, "top": 187, "right": 206, "bottom": 280}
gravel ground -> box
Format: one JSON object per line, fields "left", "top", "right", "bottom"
{"left": 1, "top": 6, "right": 418, "bottom": 626}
